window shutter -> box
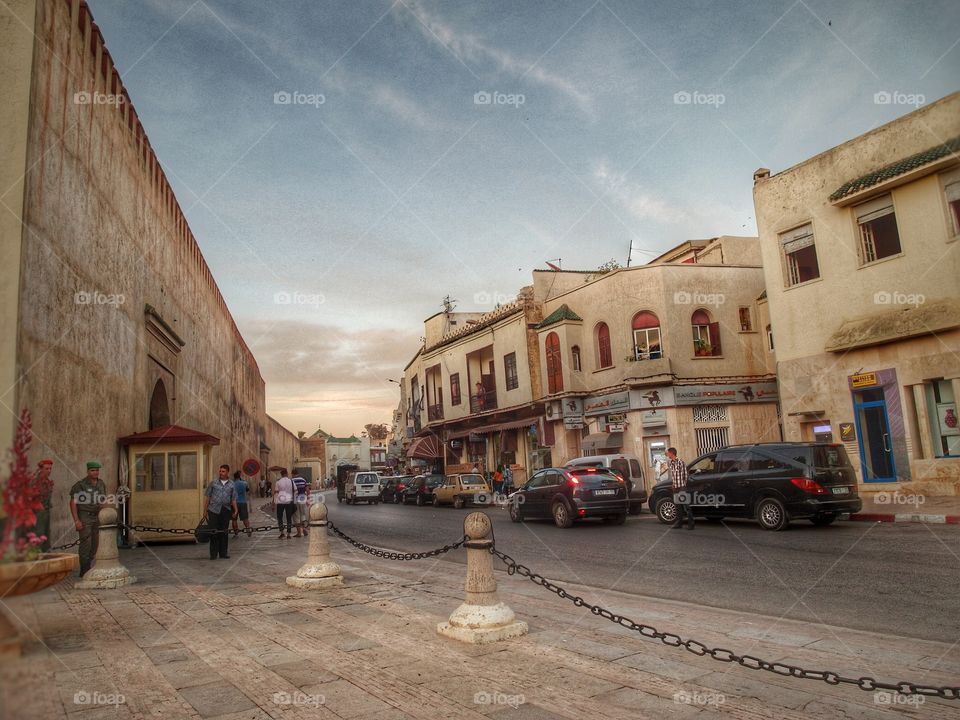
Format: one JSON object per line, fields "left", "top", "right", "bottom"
{"left": 780, "top": 223, "right": 814, "bottom": 253}
{"left": 855, "top": 195, "right": 894, "bottom": 224}
{"left": 945, "top": 180, "right": 960, "bottom": 203}
{"left": 708, "top": 321, "right": 722, "bottom": 355}
{"left": 543, "top": 419, "right": 555, "bottom": 447}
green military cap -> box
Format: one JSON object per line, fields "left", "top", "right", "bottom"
{"left": 86, "top": 460, "right": 102, "bottom": 470}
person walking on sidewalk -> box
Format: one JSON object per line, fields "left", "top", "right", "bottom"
{"left": 274, "top": 469, "right": 295, "bottom": 539}
{"left": 291, "top": 471, "right": 308, "bottom": 537}
{"left": 231, "top": 470, "right": 251, "bottom": 536}
{"left": 203, "top": 464, "right": 238, "bottom": 559}
{"left": 667, "top": 447, "right": 695, "bottom": 530}
{"left": 69, "top": 461, "right": 107, "bottom": 576}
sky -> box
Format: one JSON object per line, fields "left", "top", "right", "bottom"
{"left": 86, "top": 0, "right": 959, "bottom": 436}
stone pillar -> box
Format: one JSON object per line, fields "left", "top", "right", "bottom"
{"left": 437, "top": 511, "right": 527, "bottom": 644}
{"left": 286, "top": 502, "right": 343, "bottom": 589}
{"left": 75, "top": 507, "right": 136, "bottom": 589}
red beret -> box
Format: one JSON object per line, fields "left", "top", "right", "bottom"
{"left": 38, "top": 459, "right": 54, "bottom": 466}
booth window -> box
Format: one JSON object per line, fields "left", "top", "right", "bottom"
{"left": 135, "top": 453, "right": 166, "bottom": 491}
{"left": 168, "top": 452, "right": 198, "bottom": 490}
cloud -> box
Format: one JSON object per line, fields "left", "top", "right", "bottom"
{"left": 593, "top": 161, "right": 686, "bottom": 225}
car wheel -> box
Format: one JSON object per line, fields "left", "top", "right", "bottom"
{"left": 810, "top": 513, "right": 837, "bottom": 526}
{"left": 756, "top": 498, "right": 789, "bottom": 531}
{"left": 552, "top": 500, "right": 573, "bottom": 528}
{"left": 655, "top": 496, "right": 677, "bottom": 524}
{"left": 509, "top": 500, "right": 523, "bottom": 523}
{"left": 453, "top": 496, "right": 465, "bottom": 510}
{"left": 432, "top": 495, "right": 440, "bottom": 507}
{"left": 416, "top": 494, "right": 424, "bottom": 507}
{"left": 604, "top": 512, "right": 627, "bottom": 525}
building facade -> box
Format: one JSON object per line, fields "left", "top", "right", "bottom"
{"left": 753, "top": 92, "right": 960, "bottom": 496}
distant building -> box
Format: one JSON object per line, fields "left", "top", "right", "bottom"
{"left": 753, "top": 92, "right": 960, "bottom": 496}
{"left": 309, "top": 429, "right": 371, "bottom": 481}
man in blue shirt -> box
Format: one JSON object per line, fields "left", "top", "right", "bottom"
{"left": 203, "top": 464, "right": 238, "bottom": 559}
{"left": 231, "top": 470, "right": 251, "bottom": 536}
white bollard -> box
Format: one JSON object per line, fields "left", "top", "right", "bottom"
{"left": 75, "top": 507, "right": 136, "bottom": 589}
{"left": 437, "top": 511, "right": 527, "bottom": 644}
{"left": 286, "top": 502, "right": 343, "bottom": 589}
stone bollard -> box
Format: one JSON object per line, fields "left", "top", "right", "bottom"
{"left": 286, "top": 502, "right": 343, "bottom": 589}
{"left": 437, "top": 511, "right": 527, "bottom": 644}
{"left": 75, "top": 507, "right": 136, "bottom": 589}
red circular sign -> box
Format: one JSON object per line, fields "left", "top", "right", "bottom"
{"left": 242, "top": 458, "right": 261, "bottom": 476}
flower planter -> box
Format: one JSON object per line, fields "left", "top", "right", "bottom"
{"left": 0, "top": 553, "right": 78, "bottom": 658}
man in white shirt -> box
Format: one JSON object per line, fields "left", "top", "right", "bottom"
{"left": 274, "top": 469, "right": 295, "bottom": 539}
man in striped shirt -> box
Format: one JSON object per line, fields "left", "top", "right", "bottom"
{"left": 668, "top": 447, "right": 695, "bottom": 530}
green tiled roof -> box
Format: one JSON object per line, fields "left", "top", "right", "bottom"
{"left": 829, "top": 136, "right": 960, "bottom": 201}
{"left": 537, "top": 303, "right": 583, "bottom": 329}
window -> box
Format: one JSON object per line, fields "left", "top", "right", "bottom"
{"left": 925, "top": 379, "right": 959, "bottom": 457}
{"left": 168, "top": 452, "right": 197, "bottom": 490}
{"left": 943, "top": 168, "right": 960, "bottom": 237}
{"left": 766, "top": 324, "right": 774, "bottom": 351}
{"left": 632, "top": 311, "right": 662, "bottom": 360}
{"left": 738, "top": 307, "right": 753, "bottom": 332}
{"left": 504, "top": 353, "right": 518, "bottom": 390}
{"left": 691, "top": 309, "right": 722, "bottom": 356}
{"left": 695, "top": 426, "right": 729, "bottom": 455}
{"left": 545, "top": 332, "right": 563, "bottom": 394}
{"left": 450, "top": 372, "right": 461, "bottom": 405}
{"left": 689, "top": 453, "right": 718, "bottom": 474}
{"left": 571, "top": 345, "right": 581, "bottom": 372}
{"left": 856, "top": 195, "right": 901, "bottom": 263}
{"left": 595, "top": 322, "right": 613, "bottom": 368}
{"left": 135, "top": 453, "right": 165, "bottom": 491}
{"left": 780, "top": 223, "right": 820, "bottom": 286}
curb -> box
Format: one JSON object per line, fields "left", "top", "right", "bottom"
{"left": 849, "top": 512, "right": 960, "bottom": 524}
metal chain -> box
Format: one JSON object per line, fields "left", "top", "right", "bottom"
{"left": 50, "top": 538, "right": 80, "bottom": 551}
{"left": 326, "top": 520, "right": 466, "bottom": 561}
{"left": 490, "top": 545, "right": 960, "bottom": 700}
{"left": 122, "top": 523, "right": 279, "bottom": 536}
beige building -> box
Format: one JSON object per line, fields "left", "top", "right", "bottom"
{"left": 533, "top": 237, "right": 779, "bottom": 486}
{"left": 753, "top": 92, "right": 960, "bottom": 496}
{"left": 1, "top": 0, "right": 296, "bottom": 539}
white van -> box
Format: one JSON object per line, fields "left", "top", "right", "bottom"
{"left": 565, "top": 454, "right": 646, "bottom": 515}
{"left": 345, "top": 471, "right": 380, "bottom": 505}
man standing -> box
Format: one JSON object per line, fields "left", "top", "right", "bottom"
{"left": 274, "top": 469, "right": 295, "bottom": 539}
{"left": 231, "top": 470, "right": 251, "bottom": 536}
{"left": 667, "top": 447, "right": 694, "bottom": 530}
{"left": 69, "top": 461, "right": 107, "bottom": 576}
{"left": 203, "top": 464, "right": 237, "bottom": 559}
{"left": 34, "top": 459, "right": 55, "bottom": 551}
{"left": 291, "top": 470, "right": 308, "bottom": 537}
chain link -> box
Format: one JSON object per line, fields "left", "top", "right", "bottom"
{"left": 50, "top": 538, "right": 80, "bottom": 551}
{"left": 122, "top": 523, "right": 279, "bottom": 536}
{"left": 490, "top": 545, "right": 960, "bottom": 700}
{"left": 326, "top": 520, "right": 466, "bottom": 560}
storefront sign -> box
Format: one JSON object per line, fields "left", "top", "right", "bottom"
{"left": 674, "top": 381, "right": 779, "bottom": 405}
{"left": 851, "top": 372, "right": 878, "bottom": 388}
{"left": 839, "top": 423, "right": 855, "bottom": 441}
{"left": 468, "top": 433, "right": 484, "bottom": 442}
{"left": 641, "top": 409, "right": 667, "bottom": 427}
{"left": 584, "top": 391, "right": 630, "bottom": 416}
{"left": 563, "top": 417, "right": 584, "bottom": 430}
{"left": 632, "top": 387, "right": 675, "bottom": 409}
{"left": 606, "top": 422, "right": 625, "bottom": 432}
{"left": 561, "top": 398, "right": 584, "bottom": 418}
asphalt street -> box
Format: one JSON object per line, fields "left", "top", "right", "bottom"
{"left": 319, "top": 495, "right": 960, "bottom": 644}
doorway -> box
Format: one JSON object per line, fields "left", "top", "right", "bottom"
{"left": 853, "top": 388, "right": 896, "bottom": 482}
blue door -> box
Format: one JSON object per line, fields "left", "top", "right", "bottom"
{"left": 853, "top": 389, "right": 897, "bottom": 482}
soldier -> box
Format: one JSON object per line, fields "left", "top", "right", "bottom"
{"left": 69, "top": 461, "right": 107, "bottom": 576}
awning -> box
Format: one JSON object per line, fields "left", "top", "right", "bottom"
{"left": 581, "top": 432, "right": 623, "bottom": 454}
{"left": 118, "top": 424, "right": 220, "bottom": 446}
{"left": 406, "top": 434, "right": 442, "bottom": 459}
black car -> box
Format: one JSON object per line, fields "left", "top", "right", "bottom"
{"left": 401, "top": 474, "right": 444, "bottom": 506}
{"left": 648, "top": 442, "right": 863, "bottom": 531}
{"left": 380, "top": 475, "right": 414, "bottom": 503}
{"left": 508, "top": 467, "right": 629, "bottom": 528}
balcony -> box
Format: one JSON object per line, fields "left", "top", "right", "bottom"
{"left": 624, "top": 356, "right": 673, "bottom": 385}
{"left": 428, "top": 403, "right": 444, "bottom": 421}
{"left": 469, "top": 389, "right": 498, "bottom": 414}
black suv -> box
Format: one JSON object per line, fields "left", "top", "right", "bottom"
{"left": 648, "top": 443, "right": 863, "bottom": 531}
{"left": 401, "top": 474, "right": 444, "bottom": 506}
{"left": 380, "top": 475, "right": 414, "bottom": 503}
{"left": 509, "top": 467, "right": 629, "bottom": 528}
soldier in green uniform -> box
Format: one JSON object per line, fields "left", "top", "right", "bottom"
{"left": 69, "top": 461, "right": 107, "bottom": 576}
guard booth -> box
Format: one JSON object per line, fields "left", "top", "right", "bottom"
{"left": 119, "top": 424, "right": 220, "bottom": 543}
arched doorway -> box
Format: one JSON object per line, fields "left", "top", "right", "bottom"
{"left": 149, "top": 379, "right": 170, "bottom": 429}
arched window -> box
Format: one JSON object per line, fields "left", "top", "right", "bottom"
{"left": 149, "top": 379, "right": 170, "bottom": 429}
{"left": 692, "top": 309, "right": 721, "bottom": 356}
{"left": 595, "top": 322, "right": 613, "bottom": 369}
{"left": 571, "top": 345, "right": 581, "bottom": 372}
{"left": 545, "top": 332, "right": 563, "bottom": 393}
{"left": 631, "top": 311, "right": 662, "bottom": 361}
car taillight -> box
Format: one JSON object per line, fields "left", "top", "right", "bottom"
{"left": 790, "top": 478, "right": 828, "bottom": 495}
{"left": 568, "top": 476, "right": 580, "bottom": 485}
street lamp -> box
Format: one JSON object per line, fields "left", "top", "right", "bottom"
{"left": 387, "top": 378, "right": 401, "bottom": 385}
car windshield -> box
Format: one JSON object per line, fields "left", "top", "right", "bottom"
{"left": 568, "top": 468, "right": 619, "bottom": 487}
{"left": 460, "top": 474, "right": 486, "bottom": 485}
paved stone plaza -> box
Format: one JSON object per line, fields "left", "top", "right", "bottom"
{"left": 1, "top": 514, "right": 957, "bottom": 720}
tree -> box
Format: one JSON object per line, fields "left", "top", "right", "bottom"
{"left": 596, "top": 259, "right": 621, "bottom": 273}
{"left": 363, "top": 423, "right": 389, "bottom": 442}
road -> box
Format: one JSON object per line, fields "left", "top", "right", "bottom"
{"left": 320, "top": 494, "right": 960, "bottom": 643}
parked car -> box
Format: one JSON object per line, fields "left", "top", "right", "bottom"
{"left": 380, "top": 475, "right": 414, "bottom": 503}
{"left": 509, "top": 467, "right": 628, "bottom": 528}
{"left": 648, "top": 442, "right": 863, "bottom": 531}
{"left": 432, "top": 473, "right": 493, "bottom": 509}
{"left": 565, "top": 453, "right": 647, "bottom": 515}
{"left": 401, "top": 474, "right": 444, "bottom": 506}
{"left": 345, "top": 471, "right": 380, "bottom": 505}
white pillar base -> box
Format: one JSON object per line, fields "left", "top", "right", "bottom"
{"left": 437, "top": 601, "right": 529, "bottom": 644}
{"left": 75, "top": 567, "right": 136, "bottom": 590}
{"left": 286, "top": 575, "right": 344, "bottom": 590}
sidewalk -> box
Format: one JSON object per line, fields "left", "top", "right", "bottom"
{"left": 1, "top": 524, "right": 957, "bottom": 719}
{"left": 852, "top": 493, "right": 960, "bottom": 524}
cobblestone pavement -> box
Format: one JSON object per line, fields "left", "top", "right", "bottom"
{"left": 1, "top": 523, "right": 958, "bottom": 719}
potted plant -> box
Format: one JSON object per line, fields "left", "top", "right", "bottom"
{"left": 694, "top": 338, "right": 713, "bottom": 356}
{"left": 0, "top": 408, "right": 78, "bottom": 657}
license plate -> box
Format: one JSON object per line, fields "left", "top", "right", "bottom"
{"left": 594, "top": 489, "right": 616, "bottom": 496}
{"left": 831, "top": 487, "right": 849, "bottom": 495}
